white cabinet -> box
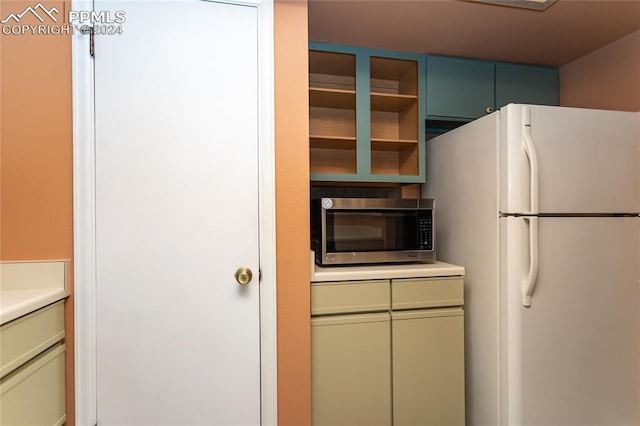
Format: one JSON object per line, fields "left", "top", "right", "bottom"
{"left": 0, "top": 301, "right": 66, "bottom": 425}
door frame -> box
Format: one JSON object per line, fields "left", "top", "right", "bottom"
{"left": 71, "top": 1, "right": 277, "bottom": 424}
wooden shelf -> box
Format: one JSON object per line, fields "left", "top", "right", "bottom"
{"left": 371, "top": 138, "right": 419, "bottom": 151}
{"left": 370, "top": 93, "right": 417, "bottom": 112}
{"left": 310, "top": 88, "right": 356, "bottom": 109}
{"left": 310, "top": 135, "right": 357, "bottom": 150}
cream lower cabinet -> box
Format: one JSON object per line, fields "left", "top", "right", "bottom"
{"left": 391, "top": 277, "right": 465, "bottom": 425}
{"left": 312, "top": 313, "right": 392, "bottom": 426}
{"left": 311, "top": 276, "right": 464, "bottom": 426}
{"left": 0, "top": 301, "right": 66, "bottom": 426}
{"left": 392, "top": 309, "right": 465, "bottom": 425}
{"left": 311, "top": 280, "right": 392, "bottom": 426}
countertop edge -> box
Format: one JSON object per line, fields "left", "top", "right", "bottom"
{"left": 311, "top": 257, "right": 465, "bottom": 283}
{"left": 0, "top": 289, "right": 69, "bottom": 325}
{"left": 1, "top": 260, "right": 70, "bottom": 325}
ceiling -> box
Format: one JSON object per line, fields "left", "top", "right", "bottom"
{"left": 308, "top": 0, "right": 640, "bottom": 67}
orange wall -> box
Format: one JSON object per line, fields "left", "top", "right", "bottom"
{"left": 0, "top": 1, "right": 75, "bottom": 424}
{"left": 0, "top": 2, "right": 73, "bottom": 260}
{"left": 560, "top": 30, "right": 640, "bottom": 112}
{"left": 274, "top": 1, "right": 311, "bottom": 425}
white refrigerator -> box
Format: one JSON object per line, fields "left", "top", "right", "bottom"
{"left": 423, "top": 104, "right": 639, "bottom": 426}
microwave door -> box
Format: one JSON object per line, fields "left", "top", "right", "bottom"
{"left": 326, "top": 212, "right": 387, "bottom": 253}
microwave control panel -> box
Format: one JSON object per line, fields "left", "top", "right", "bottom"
{"left": 418, "top": 212, "right": 433, "bottom": 251}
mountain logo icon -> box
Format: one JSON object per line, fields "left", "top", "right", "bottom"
{"left": 1, "top": 3, "right": 59, "bottom": 24}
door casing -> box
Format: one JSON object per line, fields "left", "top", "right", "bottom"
{"left": 71, "top": 1, "right": 276, "bottom": 424}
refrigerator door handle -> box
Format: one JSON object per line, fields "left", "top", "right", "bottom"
{"left": 522, "top": 217, "right": 539, "bottom": 307}
{"left": 522, "top": 106, "right": 539, "bottom": 214}
{"left": 522, "top": 107, "right": 539, "bottom": 307}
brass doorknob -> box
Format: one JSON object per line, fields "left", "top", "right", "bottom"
{"left": 235, "top": 267, "right": 253, "bottom": 285}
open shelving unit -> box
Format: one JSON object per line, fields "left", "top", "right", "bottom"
{"left": 309, "top": 43, "right": 425, "bottom": 183}
{"left": 309, "top": 50, "right": 357, "bottom": 175}
{"left": 370, "top": 56, "right": 419, "bottom": 176}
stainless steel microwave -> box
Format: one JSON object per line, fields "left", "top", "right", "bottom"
{"left": 311, "top": 198, "right": 435, "bottom": 266}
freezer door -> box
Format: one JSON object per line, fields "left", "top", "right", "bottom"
{"left": 500, "top": 105, "right": 640, "bottom": 214}
{"left": 500, "top": 216, "right": 639, "bottom": 425}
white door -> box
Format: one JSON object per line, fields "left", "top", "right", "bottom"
{"left": 501, "top": 216, "right": 639, "bottom": 425}
{"left": 94, "top": 1, "right": 261, "bottom": 424}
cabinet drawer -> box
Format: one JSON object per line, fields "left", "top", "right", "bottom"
{"left": 392, "top": 277, "right": 463, "bottom": 310}
{"left": 0, "top": 301, "right": 65, "bottom": 378}
{"left": 311, "top": 280, "right": 390, "bottom": 315}
{"left": 0, "top": 343, "right": 66, "bottom": 426}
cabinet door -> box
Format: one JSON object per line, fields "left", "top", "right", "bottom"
{"left": 312, "top": 313, "right": 391, "bottom": 426}
{"left": 495, "top": 63, "right": 559, "bottom": 109}
{"left": 426, "top": 55, "right": 495, "bottom": 120}
{"left": 392, "top": 309, "right": 465, "bottom": 426}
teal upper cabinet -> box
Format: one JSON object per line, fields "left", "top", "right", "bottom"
{"left": 309, "top": 43, "right": 426, "bottom": 184}
{"left": 425, "top": 55, "right": 559, "bottom": 125}
{"left": 495, "top": 62, "right": 559, "bottom": 109}
{"left": 426, "top": 56, "right": 495, "bottom": 120}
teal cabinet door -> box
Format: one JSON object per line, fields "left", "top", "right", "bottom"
{"left": 495, "top": 63, "right": 559, "bottom": 109}
{"left": 426, "top": 55, "right": 495, "bottom": 120}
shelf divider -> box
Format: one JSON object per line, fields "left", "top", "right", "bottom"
{"left": 310, "top": 135, "right": 357, "bottom": 150}
{"left": 371, "top": 138, "right": 419, "bottom": 152}
{"left": 370, "top": 93, "right": 417, "bottom": 112}
{"left": 310, "top": 88, "right": 356, "bottom": 109}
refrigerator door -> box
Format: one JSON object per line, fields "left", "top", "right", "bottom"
{"left": 500, "top": 216, "right": 639, "bottom": 425}
{"left": 500, "top": 105, "right": 640, "bottom": 214}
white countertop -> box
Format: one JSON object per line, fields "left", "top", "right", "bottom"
{"left": 0, "top": 261, "right": 70, "bottom": 325}
{"left": 311, "top": 252, "right": 465, "bottom": 282}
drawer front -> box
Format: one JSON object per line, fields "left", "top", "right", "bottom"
{"left": 0, "top": 343, "right": 66, "bottom": 426}
{"left": 0, "top": 301, "right": 65, "bottom": 378}
{"left": 392, "top": 277, "right": 463, "bottom": 310}
{"left": 311, "top": 280, "right": 390, "bottom": 315}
